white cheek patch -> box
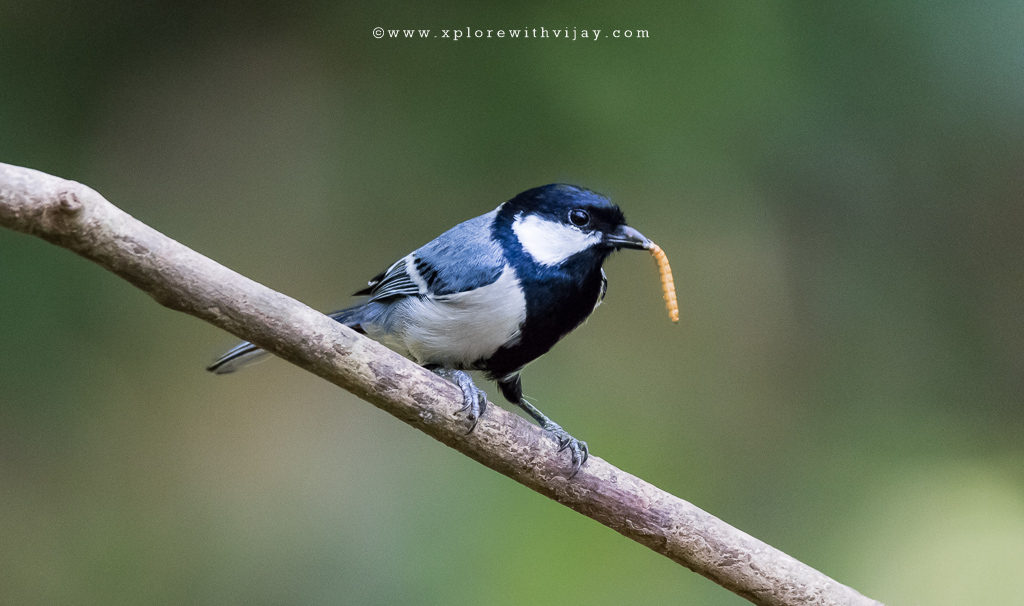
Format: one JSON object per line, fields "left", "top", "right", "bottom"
{"left": 512, "top": 214, "right": 601, "bottom": 266}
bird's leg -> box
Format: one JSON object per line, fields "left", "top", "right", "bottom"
{"left": 516, "top": 399, "right": 590, "bottom": 477}
{"left": 499, "top": 374, "right": 589, "bottom": 477}
{"left": 430, "top": 367, "right": 487, "bottom": 433}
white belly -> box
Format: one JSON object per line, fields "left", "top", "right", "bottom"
{"left": 365, "top": 265, "right": 527, "bottom": 368}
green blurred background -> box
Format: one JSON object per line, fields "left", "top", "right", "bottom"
{"left": 2, "top": 3, "right": 1022, "bottom": 605}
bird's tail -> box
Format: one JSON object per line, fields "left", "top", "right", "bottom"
{"left": 206, "top": 340, "right": 267, "bottom": 374}
{"left": 206, "top": 303, "right": 377, "bottom": 375}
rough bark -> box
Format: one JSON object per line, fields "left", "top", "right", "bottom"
{"left": 0, "top": 162, "right": 883, "bottom": 606}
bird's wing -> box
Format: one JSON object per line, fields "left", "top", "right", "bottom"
{"left": 356, "top": 210, "right": 507, "bottom": 301}
{"left": 354, "top": 256, "right": 421, "bottom": 300}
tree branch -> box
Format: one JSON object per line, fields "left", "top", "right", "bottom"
{"left": 0, "top": 162, "right": 883, "bottom": 606}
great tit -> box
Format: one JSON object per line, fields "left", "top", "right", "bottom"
{"left": 209, "top": 184, "right": 653, "bottom": 475}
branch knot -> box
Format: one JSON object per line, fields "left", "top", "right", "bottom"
{"left": 57, "top": 190, "right": 83, "bottom": 214}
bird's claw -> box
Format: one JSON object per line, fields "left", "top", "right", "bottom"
{"left": 542, "top": 421, "right": 589, "bottom": 477}
{"left": 456, "top": 386, "right": 487, "bottom": 433}
{"left": 431, "top": 368, "right": 487, "bottom": 433}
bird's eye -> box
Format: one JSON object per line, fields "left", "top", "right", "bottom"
{"left": 568, "top": 209, "right": 591, "bottom": 227}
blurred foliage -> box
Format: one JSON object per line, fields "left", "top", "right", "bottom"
{"left": 2, "top": 2, "right": 1022, "bottom": 605}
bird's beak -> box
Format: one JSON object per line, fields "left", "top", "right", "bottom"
{"left": 603, "top": 224, "right": 652, "bottom": 250}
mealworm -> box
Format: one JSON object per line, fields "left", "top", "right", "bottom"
{"left": 648, "top": 242, "right": 679, "bottom": 323}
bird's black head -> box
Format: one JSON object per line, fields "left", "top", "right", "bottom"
{"left": 497, "top": 184, "right": 650, "bottom": 267}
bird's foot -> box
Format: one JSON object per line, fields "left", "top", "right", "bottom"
{"left": 431, "top": 368, "right": 487, "bottom": 433}
{"left": 513, "top": 394, "right": 590, "bottom": 478}
{"left": 541, "top": 421, "right": 589, "bottom": 478}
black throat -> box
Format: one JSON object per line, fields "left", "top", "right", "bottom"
{"left": 480, "top": 206, "right": 611, "bottom": 380}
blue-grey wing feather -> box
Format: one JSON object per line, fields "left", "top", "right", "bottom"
{"left": 361, "top": 210, "right": 506, "bottom": 301}
{"left": 359, "top": 258, "right": 419, "bottom": 300}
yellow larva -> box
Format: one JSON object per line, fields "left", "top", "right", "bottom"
{"left": 648, "top": 242, "right": 679, "bottom": 323}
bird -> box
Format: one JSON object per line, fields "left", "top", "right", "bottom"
{"left": 208, "top": 184, "right": 653, "bottom": 476}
